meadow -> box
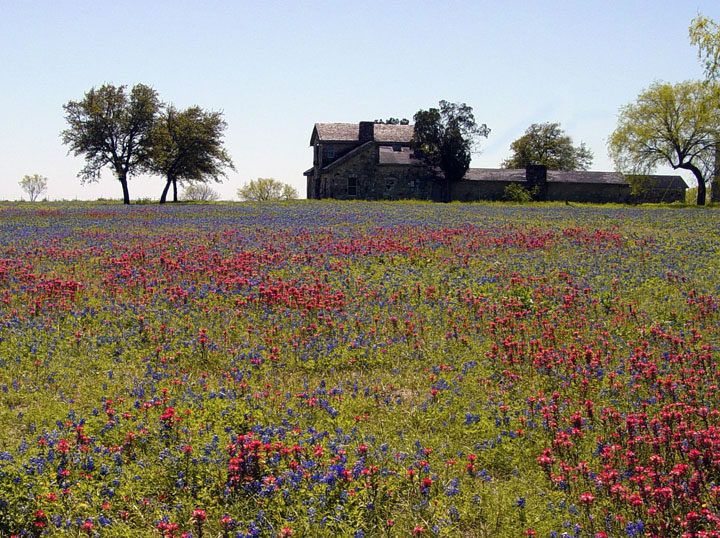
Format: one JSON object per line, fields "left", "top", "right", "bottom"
{"left": 0, "top": 200, "right": 718, "bottom": 537}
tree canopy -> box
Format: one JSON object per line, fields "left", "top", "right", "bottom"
{"left": 19, "top": 174, "right": 48, "bottom": 202}
{"left": 501, "top": 122, "right": 593, "bottom": 171}
{"left": 690, "top": 13, "right": 720, "bottom": 81}
{"left": 412, "top": 101, "right": 490, "bottom": 202}
{"left": 237, "top": 178, "right": 298, "bottom": 201}
{"left": 146, "top": 105, "right": 235, "bottom": 203}
{"left": 61, "top": 83, "right": 161, "bottom": 204}
{"left": 608, "top": 80, "right": 719, "bottom": 205}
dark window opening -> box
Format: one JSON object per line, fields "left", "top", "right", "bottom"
{"left": 347, "top": 177, "right": 357, "bottom": 196}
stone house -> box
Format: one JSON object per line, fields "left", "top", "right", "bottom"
{"left": 305, "top": 121, "right": 688, "bottom": 203}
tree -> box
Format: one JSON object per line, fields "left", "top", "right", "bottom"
{"left": 412, "top": 101, "right": 490, "bottom": 202}
{"left": 690, "top": 13, "right": 720, "bottom": 202}
{"left": 501, "top": 122, "right": 593, "bottom": 170}
{"left": 19, "top": 174, "right": 48, "bottom": 201}
{"left": 61, "top": 83, "right": 160, "bottom": 205}
{"left": 374, "top": 118, "right": 410, "bottom": 125}
{"left": 608, "top": 80, "right": 719, "bottom": 206}
{"left": 183, "top": 184, "right": 220, "bottom": 202}
{"left": 237, "top": 178, "right": 298, "bottom": 201}
{"left": 147, "top": 105, "right": 235, "bottom": 204}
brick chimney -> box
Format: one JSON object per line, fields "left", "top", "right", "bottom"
{"left": 526, "top": 165, "right": 548, "bottom": 201}
{"left": 358, "top": 121, "right": 374, "bottom": 143}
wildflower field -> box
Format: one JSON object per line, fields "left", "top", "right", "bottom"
{"left": 0, "top": 201, "right": 719, "bottom": 537}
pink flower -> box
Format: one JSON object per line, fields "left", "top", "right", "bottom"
{"left": 191, "top": 508, "right": 207, "bottom": 522}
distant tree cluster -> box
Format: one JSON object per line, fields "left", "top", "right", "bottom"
{"left": 62, "top": 84, "right": 234, "bottom": 204}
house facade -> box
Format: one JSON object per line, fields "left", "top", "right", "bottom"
{"left": 305, "top": 122, "right": 688, "bottom": 203}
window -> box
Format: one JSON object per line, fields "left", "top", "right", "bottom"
{"left": 324, "top": 144, "right": 335, "bottom": 160}
{"left": 347, "top": 177, "right": 357, "bottom": 196}
{"left": 385, "top": 176, "right": 396, "bottom": 193}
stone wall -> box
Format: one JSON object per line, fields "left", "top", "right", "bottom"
{"left": 321, "top": 144, "right": 377, "bottom": 199}
{"left": 311, "top": 144, "right": 436, "bottom": 200}
{"left": 629, "top": 188, "right": 686, "bottom": 203}
{"left": 451, "top": 180, "right": 511, "bottom": 201}
{"left": 546, "top": 183, "right": 631, "bottom": 203}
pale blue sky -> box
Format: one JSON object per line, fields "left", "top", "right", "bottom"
{"left": 1, "top": 0, "right": 718, "bottom": 201}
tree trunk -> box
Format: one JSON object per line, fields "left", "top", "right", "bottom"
{"left": 439, "top": 178, "right": 451, "bottom": 203}
{"left": 712, "top": 145, "right": 720, "bottom": 203}
{"left": 681, "top": 162, "right": 707, "bottom": 206}
{"left": 117, "top": 170, "right": 130, "bottom": 205}
{"left": 172, "top": 179, "right": 178, "bottom": 202}
{"left": 160, "top": 180, "right": 171, "bottom": 204}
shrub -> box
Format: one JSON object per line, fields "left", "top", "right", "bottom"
{"left": 183, "top": 184, "right": 220, "bottom": 201}
{"left": 237, "top": 178, "right": 298, "bottom": 201}
{"left": 503, "top": 183, "right": 533, "bottom": 202}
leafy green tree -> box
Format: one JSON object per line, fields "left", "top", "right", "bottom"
{"left": 61, "top": 83, "right": 160, "bottom": 204}
{"left": 689, "top": 13, "right": 720, "bottom": 202}
{"left": 19, "top": 174, "right": 48, "bottom": 201}
{"left": 412, "top": 101, "right": 490, "bottom": 202}
{"left": 237, "top": 178, "right": 298, "bottom": 201}
{"left": 183, "top": 183, "right": 220, "bottom": 202}
{"left": 501, "top": 122, "right": 593, "bottom": 170}
{"left": 608, "top": 80, "right": 719, "bottom": 206}
{"left": 147, "top": 105, "right": 235, "bottom": 204}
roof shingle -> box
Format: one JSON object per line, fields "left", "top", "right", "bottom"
{"left": 311, "top": 123, "right": 415, "bottom": 145}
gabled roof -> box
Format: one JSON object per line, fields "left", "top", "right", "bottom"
{"left": 319, "top": 141, "right": 375, "bottom": 172}
{"left": 311, "top": 123, "right": 359, "bottom": 145}
{"left": 310, "top": 123, "right": 415, "bottom": 145}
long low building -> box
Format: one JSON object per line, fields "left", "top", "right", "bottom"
{"left": 304, "top": 121, "right": 688, "bottom": 203}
